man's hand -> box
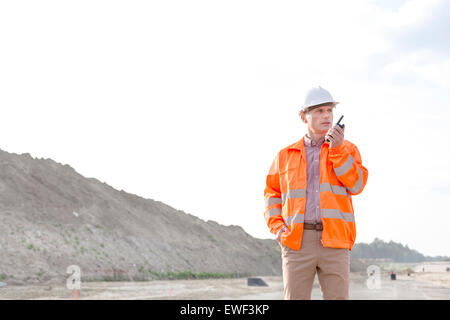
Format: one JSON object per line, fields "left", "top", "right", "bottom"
{"left": 326, "top": 124, "right": 345, "bottom": 148}
{"left": 276, "top": 225, "right": 290, "bottom": 243}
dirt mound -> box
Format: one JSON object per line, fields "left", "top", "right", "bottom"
{"left": 0, "top": 149, "right": 282, "bottom": 284}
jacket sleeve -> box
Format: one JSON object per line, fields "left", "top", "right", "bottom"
{"left": 264, "top": 154, "right": 285, "bottom": 235}
{"left": 328, "top": 142, "right": 368, "bottom": 195}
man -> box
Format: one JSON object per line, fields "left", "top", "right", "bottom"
{"left": 264, "top": 86, "right": 368, "bottom": 300}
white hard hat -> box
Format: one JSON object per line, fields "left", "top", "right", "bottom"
{"left": 301, "top": 86, "right": 339, "bottom": 111}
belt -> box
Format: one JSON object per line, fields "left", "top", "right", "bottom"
{"left": 303, "top": 222, "right": 323, "bottom": 231}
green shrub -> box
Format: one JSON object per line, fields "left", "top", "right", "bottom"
{"left": 147, "top": 270, "right": 241, "bottom": 280}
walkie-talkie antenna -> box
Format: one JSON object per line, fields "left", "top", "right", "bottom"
{"left": 336, "top": 115, "right": 344, "bottom": 128}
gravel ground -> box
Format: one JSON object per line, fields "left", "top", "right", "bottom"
{"left": 1, "top": 271, "right": 449, "bottom": 300}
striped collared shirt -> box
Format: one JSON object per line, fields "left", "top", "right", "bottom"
{"left": 303, "top": 134, "right": 324, "bottom": 224}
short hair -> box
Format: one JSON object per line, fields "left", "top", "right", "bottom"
{"left": 301, "top": 102, "right": 336, "bottom": 114}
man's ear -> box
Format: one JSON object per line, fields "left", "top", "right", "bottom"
{"left": 299, "top": 110, "right": 307, "bottom": 124}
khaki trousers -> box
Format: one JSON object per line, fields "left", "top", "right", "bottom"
{"left": 280, "top": 229, "right": 350, "bottom": 300}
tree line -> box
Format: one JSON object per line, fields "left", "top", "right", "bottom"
{"left": 351, "top": 238, "right": 450, "bottom": 262}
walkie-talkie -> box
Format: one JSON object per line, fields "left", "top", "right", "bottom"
{"left": 325, "top": 115, "right": 345, "bottom": 142}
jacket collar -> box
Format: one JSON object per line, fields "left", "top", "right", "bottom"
{"left": 288, "top": 135, "right": 330, "bottom": 153}
{"left": 288, "top": 137, "right": 305, "bottom": 151}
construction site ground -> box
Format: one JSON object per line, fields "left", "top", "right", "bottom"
{"left": 1, "top": 270, "right": 449, "bottom": 300}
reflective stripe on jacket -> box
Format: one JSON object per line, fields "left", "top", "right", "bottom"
{"left": 264, "top": 137, "right": 368, "bottom": 251}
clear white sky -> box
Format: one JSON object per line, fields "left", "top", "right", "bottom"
{"left": 1, "top": 0, "right": 449, "bottom": 256}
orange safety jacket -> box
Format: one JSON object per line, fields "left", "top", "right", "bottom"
{"left": 264, "top": 137, "right": 368, "bottom": 251}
